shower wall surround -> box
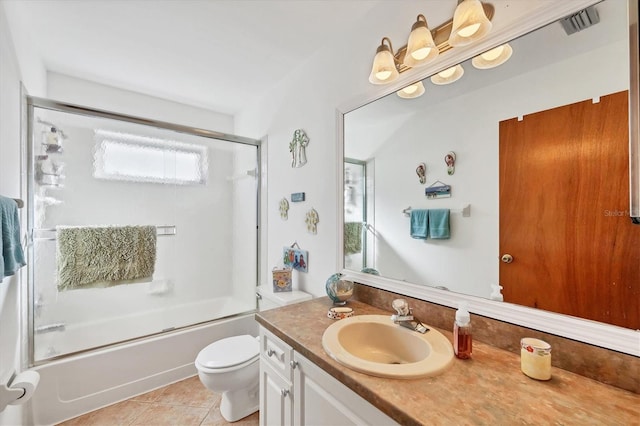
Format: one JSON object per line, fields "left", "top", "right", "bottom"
{"left": 28, "top": 98, "right": 260, "bottom": 362}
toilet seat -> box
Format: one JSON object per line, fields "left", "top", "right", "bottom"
{"left": 196, "top": 335, "right": 259, "bottom": 371}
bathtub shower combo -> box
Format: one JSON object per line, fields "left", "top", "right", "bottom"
{"left": 24, "top": 97, "right": 261, "bottom": 424}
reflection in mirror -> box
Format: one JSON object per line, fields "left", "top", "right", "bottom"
{"left": 343, "top": 0, "right": 639, "bottom": 330}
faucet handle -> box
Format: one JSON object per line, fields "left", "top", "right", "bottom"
{"left": 392, "top": 299, "right": 410, "bottom": 316}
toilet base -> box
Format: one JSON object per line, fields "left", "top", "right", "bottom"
{"left": 219, "top": 382, "right": 259, "bottom": 422}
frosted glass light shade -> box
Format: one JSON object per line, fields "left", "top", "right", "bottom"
{"left": 449, "top": 0, "right": 492, "bottom": 47}
{"left": 369, "top": 38, "right": 399, "bottom": 84}
{"left": 430, "top": 64, "right": 464, "bottom": 85}
{"left": 403, "top": 15, "right": 439, "bottom": 68}
{"left": 472, "top": 43, "right": 513, "bottom": 69}
{"left": 397, "top": 81, "right": 426, "bottom": 99}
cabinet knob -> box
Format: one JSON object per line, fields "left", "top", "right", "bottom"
{"left": 267, "top": 349, "right": 275, "bottom": 357}
{"left": 281, "top": 388, "right": 290, "bottom": 397}
{"left": 290, "top": 360, "right": 298, "bottom": 369}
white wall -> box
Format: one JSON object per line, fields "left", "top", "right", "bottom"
{"left": 0, "top": 3, "right": 45, "bottom": 424}
{"left": 235, "top": 1, "right": 429, "bottom": 296}
{"left": 0, "top": 0, "right": 46, "bottom": 97}
{"left": 47, "top": 72, "right": 234, "bottom": 133}
{"left": 235, "top": 0, "right": 624, "bottom": 299}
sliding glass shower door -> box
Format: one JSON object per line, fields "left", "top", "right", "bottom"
{"left": 28, "top": 98, "right": 260, "bottom": 363}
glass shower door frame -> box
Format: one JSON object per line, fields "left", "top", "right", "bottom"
{"left": 25, "top": 96, "right": 262, "bottom": 366}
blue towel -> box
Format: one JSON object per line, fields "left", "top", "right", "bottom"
{"left": 410, "top": 209, "right": 429, "bottom": 239}
{"left": 0, "top": 196, "right": 26, "bottom": 281}
{"left": 428, "top": 209, "right": 450, "bottom": 239}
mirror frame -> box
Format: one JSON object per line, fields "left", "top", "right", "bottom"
{"left": 336, "top": 0, "right": 639, "bottom": 356}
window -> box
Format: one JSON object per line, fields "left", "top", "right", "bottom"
{"left": 93, "top": 130, "right": 208, "bottom": 185}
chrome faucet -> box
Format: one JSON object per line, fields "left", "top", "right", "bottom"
{"left": 390, "top": 299, "right": 429, "bottom": 334}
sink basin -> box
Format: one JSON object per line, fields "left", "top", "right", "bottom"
{"left": 322, "top": 314, "right": 454, "bottom": 379}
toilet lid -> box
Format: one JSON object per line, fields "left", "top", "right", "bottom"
{"left": 196, "top": 335, "right": 259, "bottom": 369}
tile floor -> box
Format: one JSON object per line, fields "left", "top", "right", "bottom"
{"left": 57, "top": 376, "right": 259, "bottom": 426}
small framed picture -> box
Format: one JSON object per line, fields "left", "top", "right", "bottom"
{"left": 283, "top": 246, "right": 309, "bottom": 273}
{"left": 291, "top": 192, "right": 305, "bottom": 202}
{"left": 272, "top": 267, "right": 292, "bottom": 292}
{"left": 425, "top": 184, "right": 452, "bottom": 199}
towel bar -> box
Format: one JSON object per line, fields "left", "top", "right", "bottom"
{"left": 32, "top": 225, "right": 176, "bottom": 241}
{"left": 402, "top": 204, "right": 471, "bottom": 217}
{"left": 35, "top": 323, "right": 66, "bottom": 334}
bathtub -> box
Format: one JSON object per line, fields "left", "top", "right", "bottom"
{"left": 26, "top": 313, "right": 257, "bottom": 425}
{"left": 33, "top": 295, "right": 256, "bottom": 361}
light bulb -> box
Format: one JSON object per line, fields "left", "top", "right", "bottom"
{"left": 369, "top": 37, "right": 399, "bottom": 84}
{"left": 411, "top": 46, "right": 433, "bottom": 61}
{"left": 472, "top": 43, "right": 513, "bottom": 69}
{"left": 376, "top": 70, "right": 392, "bottom": 81}
{"left": 403, "top": 15, "right": 438, "bottom": 68}
{"left": 457, "top": 23, "right": 481, "bottom": 38}
{"left": 481, "top": 45, "right": 505, "bottom": 61}
{"left": 439, "top": 67, "right": 457, "bottom": 78}
{"left": 397, "top": 81, "right": 425, "bottom": 99}
{"left": 430, "top": 65, "right": 464, "bottom": 85}
{"left": 449, "top": 0, "right": 492, "bottom": 47}
{"left": 402, "top": 85, "right": 419, "bottom": 95}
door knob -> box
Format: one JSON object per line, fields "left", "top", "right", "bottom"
{"left": 501, "top": 254, "right": 514, "bottom": 263}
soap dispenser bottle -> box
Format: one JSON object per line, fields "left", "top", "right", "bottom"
{"left": 454, "top": 302, "right": 472, "bottom": 359}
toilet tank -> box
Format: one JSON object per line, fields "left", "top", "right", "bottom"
{"left": 256, "top": 285, "right": 312, "bottom": 311}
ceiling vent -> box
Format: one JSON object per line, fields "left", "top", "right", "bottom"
{"left": 560, "top": 6, "right": 600, "bottom": 35}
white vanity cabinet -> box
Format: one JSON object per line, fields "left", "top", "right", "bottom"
{"left": 259, "top": 327, "right": 294, "bottom": 425}
{"left": 259, "top": 327, "right": 398, "bottom": 426}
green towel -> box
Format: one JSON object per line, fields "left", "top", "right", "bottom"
{"left": 428, "top": 209, "right": 450, "bottom": 239}
{"left": 344, "top": 222, "right": 363, "bottom": 255}
{"left": 0, "top": 196, "right": 26, "bottom": 280}
{"left": 57, "top": 225, "right": 156, "bottom": 291}
{"left": 410, "top": 209, "right": 429, "bottom": 239}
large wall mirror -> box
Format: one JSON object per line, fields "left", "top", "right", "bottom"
{"left": 339, "top": 0, "right": 639, "bottom": 356}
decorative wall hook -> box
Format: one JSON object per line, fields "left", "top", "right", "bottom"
{"left": 305, "top": 208, "right": 319, "bottom": 234}
{"left": 289, "top": 129, "right": 310, "bottom": 168}
{"left": 445, "top": 151, "right": 456, "bottom": 175}
{"left": 416, "top": 162, "right": 427, "bottom": 184}
{"left": 279, "top": 197, "right": 289, "bottom": 220}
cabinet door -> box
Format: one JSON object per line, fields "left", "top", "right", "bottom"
{"left": 260, "top": 358, "right": 292, "bottom": 426}
{"left": 260, "top": 327, "right": 294, "bottom": 381}
{"left": 293, "top": 353, "right": 398, "bottom": 426}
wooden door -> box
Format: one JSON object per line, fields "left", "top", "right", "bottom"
{"left": 499, "top": 91, "right": 640, "bottom": 329}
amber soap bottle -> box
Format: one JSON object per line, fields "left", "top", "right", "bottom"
{"left": 454, "top": 302, "right": 472, "bottom": 359}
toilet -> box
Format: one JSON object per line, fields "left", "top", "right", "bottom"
{"left": 195, "top": 286, "right": 312, "bottom": 422}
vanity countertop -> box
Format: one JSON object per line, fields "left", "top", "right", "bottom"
{"left": 256, "top": 297, "right": 640, "bottom": 426}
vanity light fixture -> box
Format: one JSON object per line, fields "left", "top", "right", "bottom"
{"left": 430, "top": 64, "right": 465, "bottom": 85}
{"left": 448, "top": 0, "right": 493, "bottom": 47}
{"left": 397, "top": 81, "right": 426, "bottom": 99}
{"left": 403, "top": 15, "right": 439, "bottom": 68}
{"left": 472, "top": 43, "right": 513, "bottom": 69}
{"left": 368, "top": 37, "right": 400, "bottom": 84}
{"left": 368, "top": 2, "right": 493, "bottom": 85}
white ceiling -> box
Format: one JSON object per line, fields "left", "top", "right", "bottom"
{"left": 2, "top": 0, "right": 606, "bottom": 118}
{"left": 3, "top": 0, "right": 384, "bottom": 115}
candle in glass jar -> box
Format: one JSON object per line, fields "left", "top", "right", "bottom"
{"left": 520, "top": 338, "right": 551, "bottom": 380}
